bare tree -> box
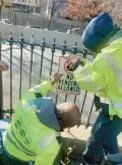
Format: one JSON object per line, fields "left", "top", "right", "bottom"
{"left": 49, "top": 0, "right": 67, "bottom": 18}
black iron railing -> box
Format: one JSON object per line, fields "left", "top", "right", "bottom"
{"left": 0, "top": 32, "right": 95, "bottom": 127}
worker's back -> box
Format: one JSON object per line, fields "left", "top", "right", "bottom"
{"left": 92, "top": 30, "right": 122, "bottom": 118}
{"left": 4, "top": 82, "right": 61, "bottom": 165}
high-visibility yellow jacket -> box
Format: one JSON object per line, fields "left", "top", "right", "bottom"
{"left": 74, "top": 31, "right": 122, "bottom": 118}
{"left": 4, "top": 81, "right": 61, "bottom": 165}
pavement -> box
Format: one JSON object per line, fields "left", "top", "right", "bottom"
{"left": 62, "top": 125, "right": 122, "bottom": 152}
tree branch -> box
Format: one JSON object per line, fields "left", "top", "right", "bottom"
{"left": 50, "top": 0, "right": 66, "bottom": 17}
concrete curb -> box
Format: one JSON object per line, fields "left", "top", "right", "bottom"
{"left": 61, "top": 125, "right": 122, "bottom": 152}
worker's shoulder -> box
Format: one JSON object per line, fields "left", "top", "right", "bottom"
{"left": 101, "top": 36, "right": 122, "bottom": 55}
{"left": 107, "top": 29, "right": 122, "bottom": 46}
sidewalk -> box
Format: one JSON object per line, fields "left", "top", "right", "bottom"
{"left": 62, "top": 125, "right": 122, "bottom": 152}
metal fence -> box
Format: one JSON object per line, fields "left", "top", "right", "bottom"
{"left": 0, "top": 33, "right": 96, "bottom": 127}
{"left": 1, "top": 10, "right": 84, "bottom": 33}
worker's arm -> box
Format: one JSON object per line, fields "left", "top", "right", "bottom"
{"left": 29, "top": 80, "right": 53, "bottom": 96}
{"left": 73, "top": 53, "right": 114, "bottom": 93}
{"left": 35, "top": 137, "right": 61, "bottom": 165}
{"left": 21, "top": 81, "right": 53, "bottom": 102}
{"left": 22, "top": 74, "right": 61, "bottom": 100}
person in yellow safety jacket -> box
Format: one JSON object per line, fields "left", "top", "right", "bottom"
{"left": 67, "top": 12, "right": 122, "bottom": 165}
{"left": 3, "top": 73, "right": 81, "bottom": 165}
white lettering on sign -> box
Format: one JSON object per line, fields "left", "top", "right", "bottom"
{"left": 57, "top": 56, "right": 80, "bottom": 94}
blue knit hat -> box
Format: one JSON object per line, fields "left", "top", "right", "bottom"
{"left": 82, "top": 12, "right": 114, "bottom": 51}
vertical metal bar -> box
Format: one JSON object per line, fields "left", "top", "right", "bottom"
{"left": 69, "top": 21, "right": 73, "bottom": 34}
{"left": 15, "top": 13, "right": 17, "bottom": 25}
{"left": 19, "top": 34, "right": 24, "bottom": 100}
{"left": 0, "top": 32, "right": 3, "bottom": 119}
{"left": 27, "top": 13, "right": 29, "bottom": 26}
{"left": 50, "top": 38, "right": 56, "bottom": 77}
{"left": 73, "top": 95, "right": 77, "bottom": 103}
{"left": 22, "top": 13, "right": 24, "bottom": 26}
{"left": 38, "top": 38, "right": 45, "bottom": 83}
{"left": 64, "top": 94, "right": 68, "bottom": 102}
{"left": 47, "top": 38, "right": 56, "bottom": 97}
{"left": 29, "top": 34, "right": 34, "bottom": 89}
{"left": 55, "top": 40, "right": 67, "bottom": 103}
{"left": 80, "top": 91, "right": 88, "bottom": 119}
{"left": 55, "top": 93, "right": 58, "bottom": 104}
{"left": 73, "top": 41, "right": 78, "bottom": 104}
{"left": 42, "top": 19, "right": 45, "bottom": 29}
{"left": 8, "top": 32, "right": 14, "bottom": 118}
{"left": 73, "top": 41, "right": 78, "bottom": 54}
{"left": 82, "top": 49, "right": 88, "bottom": 59}
{"left": 80, "top": 49, "right": 89, "bottom": 122}
{"left": 85, "top": 99, "right": 94, "bottom": 128}
{"left": 62, "top": 41, "right": 67, "bottom": 102}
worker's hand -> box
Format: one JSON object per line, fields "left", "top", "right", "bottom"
{"left": 0, "top": 60, "right": 8, "bottom": 72}
{"left": 51, "top": 73, "right": 62, "bottom": 85}
{"left": 66, "top": 56, "right": 83, "bottom": 72}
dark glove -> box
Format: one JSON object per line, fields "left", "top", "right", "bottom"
{"left": 94, "top": 95, "right": 101, "bottom": 111}
{"left": 67, "top": 58, "right": 85, "bottom": 72}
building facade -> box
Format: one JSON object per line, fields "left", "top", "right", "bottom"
{"left": 0, "top": 0, "right": 12, "bottom": 7}
{"left": 12, "top": 0, "right": 41, "bottom": 13}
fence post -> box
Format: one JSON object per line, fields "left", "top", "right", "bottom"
{"left": 14, "top": 13, "right": 17, "bottom": 25}
{"left": 0, "top": 32, "right": 3, "bottom": 119}
{"left": 62, "top": 41, "right": 68, "bottom": 102}
{"left": 73, "top": 41, "right": 78, "bottom": 103}
{"left": 38, "top": 38, "right": 45, "bottom": 83}
{"left": 49, "top": 38, "right": 56, "bottom": 76}
{"left": 29, "top": 34, "right": 35, "bottom": 88}
{"left": 69, "top": 21, "right": 73, "bottom": 34}
{"left": 19, "top": 33, "right": 24, "bottom": 100}
{"left": 8, "top": 32, "right": 14, "bottom": 118}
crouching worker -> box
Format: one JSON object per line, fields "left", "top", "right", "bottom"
{"left": 3, "top": 73, "right": 81, "bottom": 165}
